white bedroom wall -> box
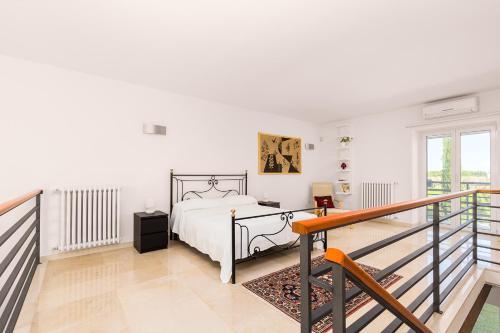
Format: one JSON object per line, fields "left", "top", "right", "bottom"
{"left": 348, "top": 107, "right": 420, "bottom": 222}
{"left": 0, "top": 55, "right": 322, "bottom": 256}
{"left": 321, "top": 89, "right": 500, "bottom": 223}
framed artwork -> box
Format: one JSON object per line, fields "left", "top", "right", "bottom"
{"left": 258, "top": 132, "right": 302, "bottom": 174}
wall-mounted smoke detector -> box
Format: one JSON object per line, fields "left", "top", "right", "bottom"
{"left": 422, "top": 96, "right": 478, "bottom": 120}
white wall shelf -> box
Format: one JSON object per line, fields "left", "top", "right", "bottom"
{"left": 336, "top": 131, "right": 353, "bottom": 207}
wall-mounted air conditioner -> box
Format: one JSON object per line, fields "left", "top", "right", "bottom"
{"left": 422, "top": 96, "right": 478, "bottom": 120}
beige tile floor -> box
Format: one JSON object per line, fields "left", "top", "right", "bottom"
{"left": 14, "top": 221, "right": 500, "bottom": 333}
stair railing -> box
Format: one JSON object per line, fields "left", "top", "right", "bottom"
{"left": 326, "top": 248, "right": 432, "bottom": 333}
{"left": 292, "top": 189, "right": 500, "bottom": 333}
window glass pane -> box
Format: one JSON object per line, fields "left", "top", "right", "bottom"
{"left": 460, "top": 131, "right": 491, "bottom": 230}
{"left": 426, "top": 135, "right": 452, "bottom": 222}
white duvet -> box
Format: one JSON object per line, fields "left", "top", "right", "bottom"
{"left": 171, "top": 196, "right": 316, "bottom": 283}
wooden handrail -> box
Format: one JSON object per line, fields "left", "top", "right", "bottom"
{"left": 477, "top": 189, "right": 500, "bottom": 194}
{"left": 325, "top": 248, "right": 432, "bottom": 333}
{"left": 0, "top": 190, "right": 43, "bottom": 217}
{"left": 292, "top": 189, "right": 477, "bottom": 235}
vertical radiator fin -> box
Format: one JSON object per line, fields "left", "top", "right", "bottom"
{"left": 58, "top": 187, "right": 120, "bottom": 252}
{"left": 361, "top": 181, "right": 397, "bottom": 217}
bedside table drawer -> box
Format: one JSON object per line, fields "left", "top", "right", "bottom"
{"left": 140, "top": 217, "right": 168, "bottom": 235}
{"left": 140, "top": 232, "right": 167, "bottom": 252}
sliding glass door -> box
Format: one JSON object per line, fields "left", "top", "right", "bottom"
{"left": 424, "top": 126, "right": 495, "bottom": 231}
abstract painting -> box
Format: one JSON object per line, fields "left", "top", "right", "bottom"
{"left": 258, "top": 132, "right": 302, "bottom": 174}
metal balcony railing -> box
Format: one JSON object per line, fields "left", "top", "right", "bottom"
{"left": 0, "top": 190, "right": 43, "bottom": 333}
{"left": 426, "top": 180, "right": 492, "bottom": 228}
{"left": 292, "top": 189, "right": 500, "bottom": 333}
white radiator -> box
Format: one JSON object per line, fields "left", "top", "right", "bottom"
{"left": 361, "top": 181, "right": 397, "bottom": 209}
{"left": 58, "top": 187, "right": 120, "bottom": 252}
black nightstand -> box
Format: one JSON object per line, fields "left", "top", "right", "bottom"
{"left": 134, "top": 211, "right": 168, "bottom": 253}
{"left": 258, "top": 201, "right": 280, "bottom": 208}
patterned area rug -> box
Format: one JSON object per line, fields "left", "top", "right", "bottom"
{"left": 242, "top": 256, "right": 403, "bottom": 333}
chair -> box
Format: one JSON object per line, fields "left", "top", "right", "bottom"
{"left": 312, "top": 182, "right": 350, "bottom": 215}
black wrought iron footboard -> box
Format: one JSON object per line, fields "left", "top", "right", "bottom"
{"left": 230, "top": 205, "right": 327, "bottom": 284}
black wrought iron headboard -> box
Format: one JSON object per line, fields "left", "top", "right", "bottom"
{"left": 170, "top": 170, "right": 248, "bottom": 213}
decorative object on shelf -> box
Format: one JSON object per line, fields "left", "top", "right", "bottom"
{"left": 338, "top": 160, "right": 350, "bottom": 171}
{"left": 339, "top": 136, "right": 353, "bottom": 147}
{"left": 258, "top": 132, "right": 302, "bottom": 174}
{"left": 340, "top": 183, "right": 351, "bottom": 194}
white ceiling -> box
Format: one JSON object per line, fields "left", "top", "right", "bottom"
{"left": 1, "top": 1, "right": 500, "bottom": 122}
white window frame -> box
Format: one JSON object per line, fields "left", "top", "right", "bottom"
{"left": 413, "top": 119, "right": 498, "bottom": 233}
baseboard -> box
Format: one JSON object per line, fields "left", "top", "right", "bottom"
{"left": 41, "top": 242, "right": 133, "bottom": 262}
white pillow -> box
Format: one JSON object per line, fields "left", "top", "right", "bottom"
{"left": 220, "top": 195, "right": 258, "bottom": 207}
{"left": 173, "top": 198, "right": 222, "bottom": 212}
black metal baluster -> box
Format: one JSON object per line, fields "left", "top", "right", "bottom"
{"left": 332, "top": 263, "right": 346, "bottom": 333}
{"left": 245, "top": 170, "right": 248, "bottom": 195}
{"left": 472, "top": 192, "right": 478, "bottom": 263}
{"left": 300, "top": 234, "right": 312, "bottom": 333}
{"left": 36, "top": 194, "right": 41, "bottom": 264}
{"left": 323, "top": 204, "right": 328, "bottom": 251}
{"left": 432, "top": 202, "right": 441, "bottom": 313}
{"left": 169, "top": 169, "right": 173, "bottom": 240}
{"left": 231, "top": 209, "right": 236, "bottom": 284}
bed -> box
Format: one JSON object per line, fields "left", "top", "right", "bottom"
{"left": 170, "top": 170, "right": 327, "bottom": 283}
